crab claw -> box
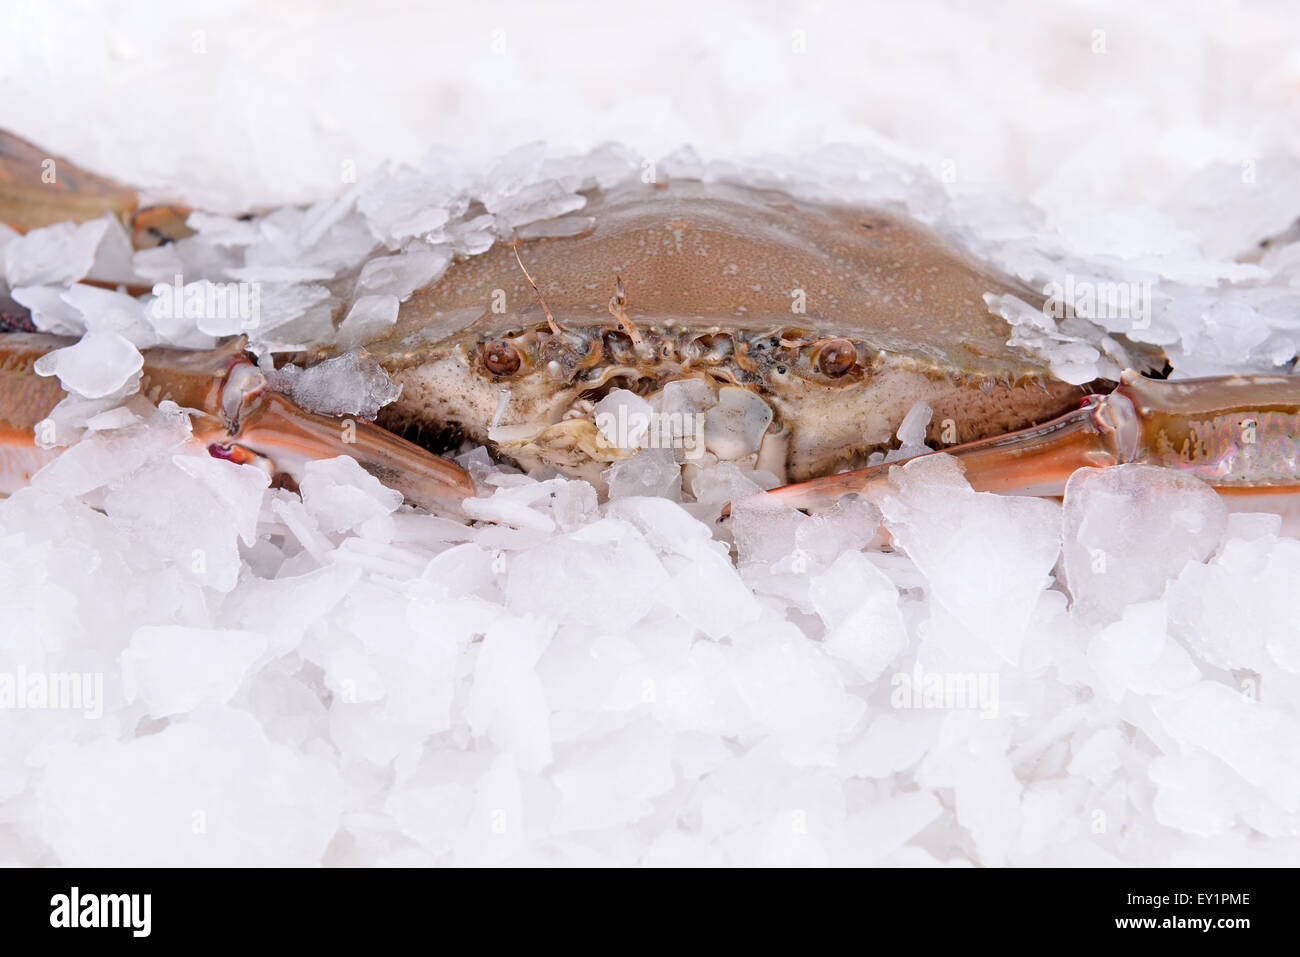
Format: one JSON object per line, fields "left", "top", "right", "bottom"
{"left": 202, "top": 360, "right": 477, "bottom": 516}
{"left": 746, "top": 369, "right": 1300, "bottom": 520}
{"left": 218, "top": 391, "right": 477, "bottom": 514}
{"left": 0, "top": 330, "right": 475, "bottom": 514}
{"left": 743, "top": 384, "right": 1137, "bottom": 514}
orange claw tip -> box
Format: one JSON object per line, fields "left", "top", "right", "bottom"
{"left": 130, "top": 204, "right": 195, "bottom": 249}
{"left": 208, "top": 443, "right": 260, "bottom": 466}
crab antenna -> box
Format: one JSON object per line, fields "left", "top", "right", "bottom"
{"left": 511, "top": 245, "right": 565, "bottom": 336}
{"left": 608, "top": 274, "right": 643, "bottom": 345}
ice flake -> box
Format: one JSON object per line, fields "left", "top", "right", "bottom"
{"left": 33, "top": 331, "right": 142, "bottom": 399}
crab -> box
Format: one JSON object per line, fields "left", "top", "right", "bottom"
{"left": 357, "top": 177, "right": 1142, "bottom": 489}
{"left": 3, "top": 129, "right": 1299, "bottom": 527}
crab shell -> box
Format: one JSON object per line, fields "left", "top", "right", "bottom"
{"left": 360, "top": 179, "right": 1148, "bottom": 486}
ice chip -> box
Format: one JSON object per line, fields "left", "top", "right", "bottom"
{"left": 3, "top": 216, "right": 133, "bottom": 287}
{"left": 1063, "top": 464, "right": 1226, "bottom": 620}
{"left": 881, "top": 454, "right": 1060, "bottom": 662}
{"left": 605, "top": 495, "right": 711, "bottom": 552}
{"left": 704, "top": 386, "right": 774, "bottom": 460}
{"left": 604, "top": 448, "right": 682, "bottom": 500}
{"left": 730, "top": 494, "right": 810, "bottom": 568}
{"left": 298, "top": 456, "right": 403, "bottom": 534}
{"left": 61, "top": 283, "right": 157, "bottom": 346}
{"left": 11, "top": 284, "right": 85, "bottom": 335}
{"left": 987, "top": 292, "right": 1109, "bottom": 384}
{"left": 593, "top": 388, "right": 653, "bottom": 452}
{"left": 794, "top": 495, "right": 887, "bottom": 561}
{"left": 1085, "top": 600, "right": 1199, "bottom": 700}
{"left": 121, "top": 626, "right": 268, "bottom": 717}
{"left": 674, "top": 551, "right": 760, "bottom": 639}
{"left": 336, "top": 294, "right": 400, "bottom": 349}
{"left": 810, "top": 551, "right": 907, "bottom": 682}
{"left": 356, "top": 245, "right": 450, "bottom": 300}
{"left": 32, "top": 331, "right": 143, "bottom": 398}
{"left": 465, "top": 615, "right": 554, "bottom": 773}
{"left": 103, "top": 457, "right": 252, "bottom": 591}
{"left": 504, "top": 520, "right": 668, "bottom": 631}
{"left": 163, "top": 279, "right": 263, "bottom": 337}
{"left": 37, "top": 712, "right": 341, "bottom": 865}
{"left": 1149, "top": 753, "right": 1239, "bottom": 836}
{"left": 896, "top": 401, "right": 931, "bottom": 445}
{"left": 357, "top": 163, "right": 454, "bottom": 244}
{"left": 1067, "top": 727, "right": 1126, "bottom": 786}
{"left": 31, "top": 401, "right": 192, "bottom": 496}
{"left": 171, "top": 453, "right": 271, "bottom": 547}
{"left": 1153, "top": 682, "right": 1300, "bottom": 812}
{"left": 266, "top": 351, "right": 401, "bottom": 419}
{"left": 1165, "top": 536, "right": 1300, "bottom": 673}
{"left": 486, "top": 177, "right": 586, "bottom": 230}
{"left": 84, "top": 406, "right": 142, "bottom": 431}
{"left": 551, "top": 721, "right": 675, "bottom": 833}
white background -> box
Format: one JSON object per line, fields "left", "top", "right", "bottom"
{"left": 2, "top": 0, "right": 1297, "bottom": 218}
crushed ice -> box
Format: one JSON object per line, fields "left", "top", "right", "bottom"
{"left": 2, "top": 137, "right": 1300, "bottom": 865}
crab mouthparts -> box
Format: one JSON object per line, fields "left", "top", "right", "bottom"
{"left": 486, "top": 372, "right": 789, "bottom": 486}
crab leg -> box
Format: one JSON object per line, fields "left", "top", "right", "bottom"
{"left": 758, "top": 370, "right": 1300, "bottom": 516}
{"left": 1, "top": 129, "right": 193, "bottom": 248}
{"left": 0, "top": 332, "right": 476, "bottom": 515}
{"left": 210, "top": 368, "right": 477, "bottom": 514}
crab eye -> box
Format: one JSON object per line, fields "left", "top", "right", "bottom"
{"left": 816, "top": 339, "right": 857, "bottom": 377}
{"left": 483, "top": 339, "right": 522, "bottom": 376}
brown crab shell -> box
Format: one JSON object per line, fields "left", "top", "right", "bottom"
{"left": 363, "top": 179, "right": 1153, "bottom": 481}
